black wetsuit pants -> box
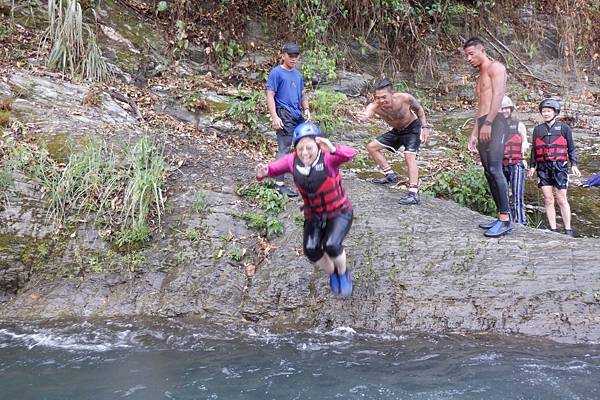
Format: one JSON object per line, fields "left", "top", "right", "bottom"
{"left": 477, "top": 115, "right": 510, "bottom": 215}
{"left": 303, "top": 210, "right": 353, "bottom": 263}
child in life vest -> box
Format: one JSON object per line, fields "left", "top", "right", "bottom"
{"left": 528, "top": 98, "right": 581, "bottom": 236}
{"left": 255, "top": 122, "right": 356, "bottom": 296}
{"left": 500, "top": 95, "right": 529, "bottom": 225}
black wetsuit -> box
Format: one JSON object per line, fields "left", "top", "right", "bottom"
{"left": 477, "top": 114, "right": 510, "bottom": 215}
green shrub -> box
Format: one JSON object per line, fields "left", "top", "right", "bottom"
{"left": 227, "top": 90, "right": 266, "bottom": 133}
{"left": 214, "top": 39, "right": 244, "bottom": 72}
{"left": 310, "top": 89, "right": 347, "bottom": 134}
{"left": 238, "top": 211, "right": 283, "bottom": 238}
{"left": 237, "top": 180, "right": 288, "bottom": 238}
{"left": 424, "top": 166, "right": 496, "bottom": 216}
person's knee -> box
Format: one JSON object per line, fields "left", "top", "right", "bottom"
{"left": 366, "top": 141, "right": 379, "bottom": 153}
{"left": 487, "top": 163, "right": 504, "bottom": 180}
{"left": 324, "top": 240, "right": 343, "bottom": 258}
{"left": 542, "top": 193, "right": 555, "bottom": 206}
{"left": 303, "top": 243, "right": 323, "bottom": 262}
{"left": 556, "top": 194, "right": 569, "bottom": 207}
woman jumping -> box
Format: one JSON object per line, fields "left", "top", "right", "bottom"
{"left": 256, "top": 122, "right": 356, "bottom": 296}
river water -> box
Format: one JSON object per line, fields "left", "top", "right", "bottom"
{"left": 1, "top": 319, "right": 599, "bottom": 400}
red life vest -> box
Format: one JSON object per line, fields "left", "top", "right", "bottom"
{"left": 293, "top": 152, "right": 348, "bottom": 219}
{"left": 503, "top": 120, "right": 523, "bottom": 166}
{"left": 533, "top": 122, "right": 569, "bottom": 163}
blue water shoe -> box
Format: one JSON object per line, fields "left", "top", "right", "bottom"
{"left": 478, "top": 219, "right": 498, "bottom": 229}
{"left": 329, "top": 273, "right": 340, "bottom": 294}
{"left": 338, "top": 270, "right": 353, "bottom": 297}
{"left": 484, "top": 220, "right": 512, "bottom": 237}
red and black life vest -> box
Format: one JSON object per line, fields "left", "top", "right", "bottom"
{"left": 533, "top": 122, "right": 569, "bottom": 163}
{"left": 503, "top": 120, "right": 523, "bottom": 166}
{"left": 293, "top": 152, "right": 347, "bottom": 219}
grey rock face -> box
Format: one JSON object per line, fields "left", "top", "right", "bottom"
{"left": 1, "top": 72, "right": 599, "bottom": 344}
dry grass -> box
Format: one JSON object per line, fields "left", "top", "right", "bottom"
{"left": 0, "top": 96, "right": 14, "bottom": 112}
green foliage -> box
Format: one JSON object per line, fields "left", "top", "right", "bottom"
{"left": 0, "top": 166, "right": 14, "bottom": 207}
{"left": 117, "top": 136, "right": 166, "bottom": 246}
{"left": 237, "top": 180, "right": 288, "bottom": 238}
{"left": 227, "top": 90, "right": 265, "bottom": 133}
{"left": 193, "top": 191, "right": 207, "bottom": 213}
{"left": 301, "top": 46, "right": 338, "bottom": 83}
{"left": 310, "top": 89, "right": 348, "bottom": 134}
{"left": 122, "top": 251, "right": 145, "bottom": 272}
{"left": 46, "top": 0, "right": 111, "bottom": 81}
{"left": 80, "top": 26, "right": 110, "bottom": 81}
{"left": 214, "top": 39, "right": 244, "bottom": 71}
{"left": 227, "top": 245, "right": 245, "bottom": 261}
{"left": 238, "top": 211, "right": 283, "bottom": 238}
{"left": 156, "top": 1, "right": 168, "bottom": 13}
{"left": 239, "top": 180, "right": 288, "bottom": 214}
{"left": 182, "top": 226, "right": 205, "bottom": 242}
{"left": 88, "top": 254, "right": 103, "bottom": 273}
{"left": 424, "top": 167, "right": 497, "bottom": 216}
{"left": 2, "top": 136, "right": 166, "bottom": 247}
{"left": 174, "top": 19, "right": 188, "bottom": 54}
{"left": 286, "top": 0, "right": 340, "bottom": 83}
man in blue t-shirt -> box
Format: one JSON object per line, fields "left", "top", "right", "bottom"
{"left": 266, "top": 42, "right": 310, "bottom": 197}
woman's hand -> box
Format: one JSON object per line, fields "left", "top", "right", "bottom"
{"left": 255, "top": 163, "right": 268, "bottom": 178}
{"left": 572, "top": 166, "right": 581, "bottom": 177}
{"left": 528, "top": 167, "right": 536, "bottom": 178}
{"left": 315, "top": 137, "right": 336, "bottom": 153}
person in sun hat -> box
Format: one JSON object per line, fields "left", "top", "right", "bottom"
{"left": 255, "top": 122, "right": 356, "bottom": 296}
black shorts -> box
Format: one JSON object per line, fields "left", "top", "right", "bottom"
{"left": 537, "top": 161, "right": 569, "bottom": 189}
{"left": 276, "top": 108, "right": 305, "bottom": 136}
{"left": 375, "top": 119, "right": 421, "bottom": 154}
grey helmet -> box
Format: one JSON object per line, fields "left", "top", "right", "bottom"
{"left": 538, "top": 98, "right": 561, "bottom": 115}
{"left": 501, "top": 95, "right": 514, "bottom": 109}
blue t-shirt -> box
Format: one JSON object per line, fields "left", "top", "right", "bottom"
{"left": 266, "top": 65, "right": 304, "bottom": 118}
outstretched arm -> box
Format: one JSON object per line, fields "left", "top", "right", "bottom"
{"left": 256, "top": 154, "right": 293, "bottom": 180}
{"left": 356, "top": 102, "right": 378, "bottom": 122}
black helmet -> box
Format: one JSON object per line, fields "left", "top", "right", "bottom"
{"left": 538, "top": 98, "right": 560, "bottom": 115}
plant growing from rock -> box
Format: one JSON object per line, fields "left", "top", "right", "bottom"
{"left": 3, "top": 136, "right": 167, "bottom": 247}
{"left": 45, "top": 0, "right": 111, "bottom": 82}
{"left": 226, "top": 90, "right": 266, "bottom": 134}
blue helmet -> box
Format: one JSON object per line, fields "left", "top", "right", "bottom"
{"left": 292, "top": 122, "right": 321, "bottom": 146}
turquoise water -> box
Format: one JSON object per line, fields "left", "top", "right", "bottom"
{"left": 1, "top": 319, "right": 599, "bottom": 399}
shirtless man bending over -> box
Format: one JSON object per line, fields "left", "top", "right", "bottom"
{"left": 463, "top": 36, "right": 511, "bottom": 237}
{"left": 356, "top": 79, "right": 431, "bottom": 205}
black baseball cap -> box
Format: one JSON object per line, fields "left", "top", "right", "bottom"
{"left": 281, "top": 42, "right": 301, "bottom": 54}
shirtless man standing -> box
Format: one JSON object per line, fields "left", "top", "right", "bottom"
{"left": 356, "top": 79, "right": 431, "bottom": 205}
{"left": 463, "top": 37, "right": 512, "bottom": 237}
